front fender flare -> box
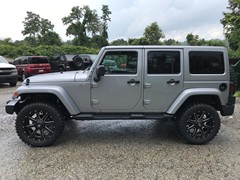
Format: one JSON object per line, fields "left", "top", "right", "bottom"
{"left": 16, "top": 85, "right": 80, "bottom": 115}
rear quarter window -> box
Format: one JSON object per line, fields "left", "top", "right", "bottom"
{"left": 189, "top": 51, "right": 224, "bottom": 74}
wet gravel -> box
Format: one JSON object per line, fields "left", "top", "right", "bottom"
{"left": 0, "top": 82, "right": 240, "bottom": 179}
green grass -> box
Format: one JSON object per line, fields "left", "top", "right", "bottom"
{"left": 235, "top": 91, "right": 240, "bottom": 97}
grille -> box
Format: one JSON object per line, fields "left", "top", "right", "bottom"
{"left": 0, "top": 68, "right": 14, "bottom": 75}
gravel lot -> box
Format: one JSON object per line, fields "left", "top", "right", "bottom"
{"left": 0, "top": 82, "right": 240, "bottom": 179}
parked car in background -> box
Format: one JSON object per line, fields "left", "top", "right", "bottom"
{"left": 0, "top": 56, "right": 18, "bottom": 86}
{"left": 13, "top": 56, "right": 52, "bottom": 80}
{"left": 49, "top": 54, "right": 98, "bottom": 72}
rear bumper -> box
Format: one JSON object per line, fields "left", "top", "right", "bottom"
{"left": 221, "top": 96, "right": 236, "bottom": 116}
{"left": 5, "top": 99, "right": 20, "bottom": 114}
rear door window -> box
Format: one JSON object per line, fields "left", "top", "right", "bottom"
{"left": 147, "top": 51, "right": 180, "bottom": 74}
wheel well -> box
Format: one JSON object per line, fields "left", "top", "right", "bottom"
{"left": 176, "top": 95, "right": 222, "bottom": 115}
{"left": 16, "top": 93, "right": 70, "bottom": 118}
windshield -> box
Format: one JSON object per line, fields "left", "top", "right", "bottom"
{"left": 0, "top": 56, "right": 8, "bottom": 63}
{"left": 65, "top": 54, "right": 76, "bottom": 60}
{"left": 89, "top": 54, "right": 98, "bottom": 61}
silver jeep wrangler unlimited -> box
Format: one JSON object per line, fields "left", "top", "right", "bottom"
{"left": 6, "top": 46, "right": 236, "bottom": 147}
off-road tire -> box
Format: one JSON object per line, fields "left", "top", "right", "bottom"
{"left": 73, "top": 55, "right": 83, "bottom": 70}
{"left": 16, "top": 102, "right": 65, "bottom": 147}
{"left": 178, "top": 103, "right": 220, "bottom": 145}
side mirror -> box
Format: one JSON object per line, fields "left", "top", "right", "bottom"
{"left": 94, "top": 65, "right": 105, "bottom": 82}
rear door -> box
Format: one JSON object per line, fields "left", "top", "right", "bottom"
{"left": 143, "top": 49, "right": 184, "bottom": 111}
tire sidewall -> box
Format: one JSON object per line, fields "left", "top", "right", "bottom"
{"left": 178, "top": 104, "right": 220, "bottom": 145}
{"left": 16, "top": 103, "right": 64, "bottom": 147}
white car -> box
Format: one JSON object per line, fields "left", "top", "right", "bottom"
{"left": 0, "top": 56, "right": 18, "bottom": 86}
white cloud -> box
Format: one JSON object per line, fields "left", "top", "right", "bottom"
{"left": 0, "top": 0, "right": 228, "bottom": 42}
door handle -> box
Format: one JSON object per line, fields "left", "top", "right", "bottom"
{"left": 167, "top": 79, "right": 180, "bottom": 85}
{"left": 127, "top": 79, "right": 140, "bottom": 85}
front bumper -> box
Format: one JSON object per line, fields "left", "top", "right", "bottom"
{"left": 5, "top": 99, "right": 20, "bottom": 114}
{"left": 0, "top": 74, "right": 18, "bottom": 83}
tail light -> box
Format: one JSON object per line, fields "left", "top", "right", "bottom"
{"left": 229, "top": 82, "right": 235, "bottom": 95}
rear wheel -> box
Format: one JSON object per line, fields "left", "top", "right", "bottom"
{"left": 177, "top": 103, "right": 220, "bottom": 145}
{"left": 16, "top": 102, "right": 65, "bottom": 147}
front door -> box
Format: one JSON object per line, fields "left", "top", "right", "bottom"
{"left": 91, "top": 49, "right": 142, "bottom": 110}
{"left": 143, "top": 49, "right": 183, "bottom": 111}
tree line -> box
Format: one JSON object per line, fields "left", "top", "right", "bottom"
{"left": 0, "top": 0, "right": 240, "bottom": 58}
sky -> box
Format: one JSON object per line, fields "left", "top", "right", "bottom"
{"left": 0, "top": 0, "right": 229, "bottom": 42}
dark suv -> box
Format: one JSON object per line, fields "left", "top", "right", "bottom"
{"left": 49, "top": 54, "right": 97, "bottom": 72}
{"left": 13, "top": 56, "right": 52, "bottom": 80}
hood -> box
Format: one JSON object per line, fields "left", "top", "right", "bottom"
{"left": 25, "top": 70, "right": 89, "bottom": 83}
{"left": 0, "top": 63, "right": 16, "bottom": 69}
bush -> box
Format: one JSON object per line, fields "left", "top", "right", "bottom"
{"left": 0, "top": 44, "right": 99, "bottom": 59}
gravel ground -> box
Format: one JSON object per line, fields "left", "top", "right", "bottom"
{"left": 0, "top": 82, "right": 240, "bottom": 179}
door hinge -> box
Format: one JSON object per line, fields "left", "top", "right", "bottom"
{"left": 144, "top": 99, "right": 151, "bottom": 105}
{"left": 144, "top": 83, "right": 152, "bottom": 88}
{"left": 92, "top": 99, "right": 99, "bottom": 105}
{"left": 91, "top": 83, "right": 98, "bottom": 88}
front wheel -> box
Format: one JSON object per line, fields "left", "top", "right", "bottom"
{"left": 16, "top": 102, "right": 65, "bottom": 147}
{"left": 177, "top": 104, "right": 220, "bottom": 145}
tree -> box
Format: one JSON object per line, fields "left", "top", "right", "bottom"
{"left": 22, "top": 11, "right": 41, "bottom": 45}
{"left": 91, "top": 35, "right": 108, "bottom": 48}
{"left": 110, "top": 39, "right": 128, "bottom": 46}
{"left": 221, "top": 0, "right": 240, "bottom": 51}
{"left": 186, "top": 33, "right": 205, "bottom": 46}
{"left": 62, "top": 5, "right": 101, "bottom": 46}
{"left": 38, "top": 32, "right": 62, "bottom": 46}
{"left": 22, "top": 11, "right": 62, "bottom": 46}
{"left": 164, "top": 39, "right": 180, "bottom": 45}
{"left": 39, "top": 18, "right": 54, "bottom": 35}
{"left": 128, "top": 37, "right": 150, "bottom": 45}
{"left": 205, "top": 39, "right": 226, "bottom": 47}
{"left": 143, "top": 22, "right": 165, "bottom": 45}
{"left": 0, "top": 38, "right": 13, "bottom": 45}
{"left": 101, "top": 5, "right": 111, "bottom": 39}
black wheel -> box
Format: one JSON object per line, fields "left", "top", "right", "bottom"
{"left": 16, "top": 102, "right": 65, "bottom": 147}
{"left": 10, "top": 82, "right": 17, "bottom": 87}
{"left": 178, "top": 104, "right": 220, "bottom": 145}
{"left": 21, "top": 72, "right": 26, "bottom": 81}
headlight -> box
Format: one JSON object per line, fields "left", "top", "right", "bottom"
{"left": 11, "top": 68, "right": 17, "bottom": 74}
